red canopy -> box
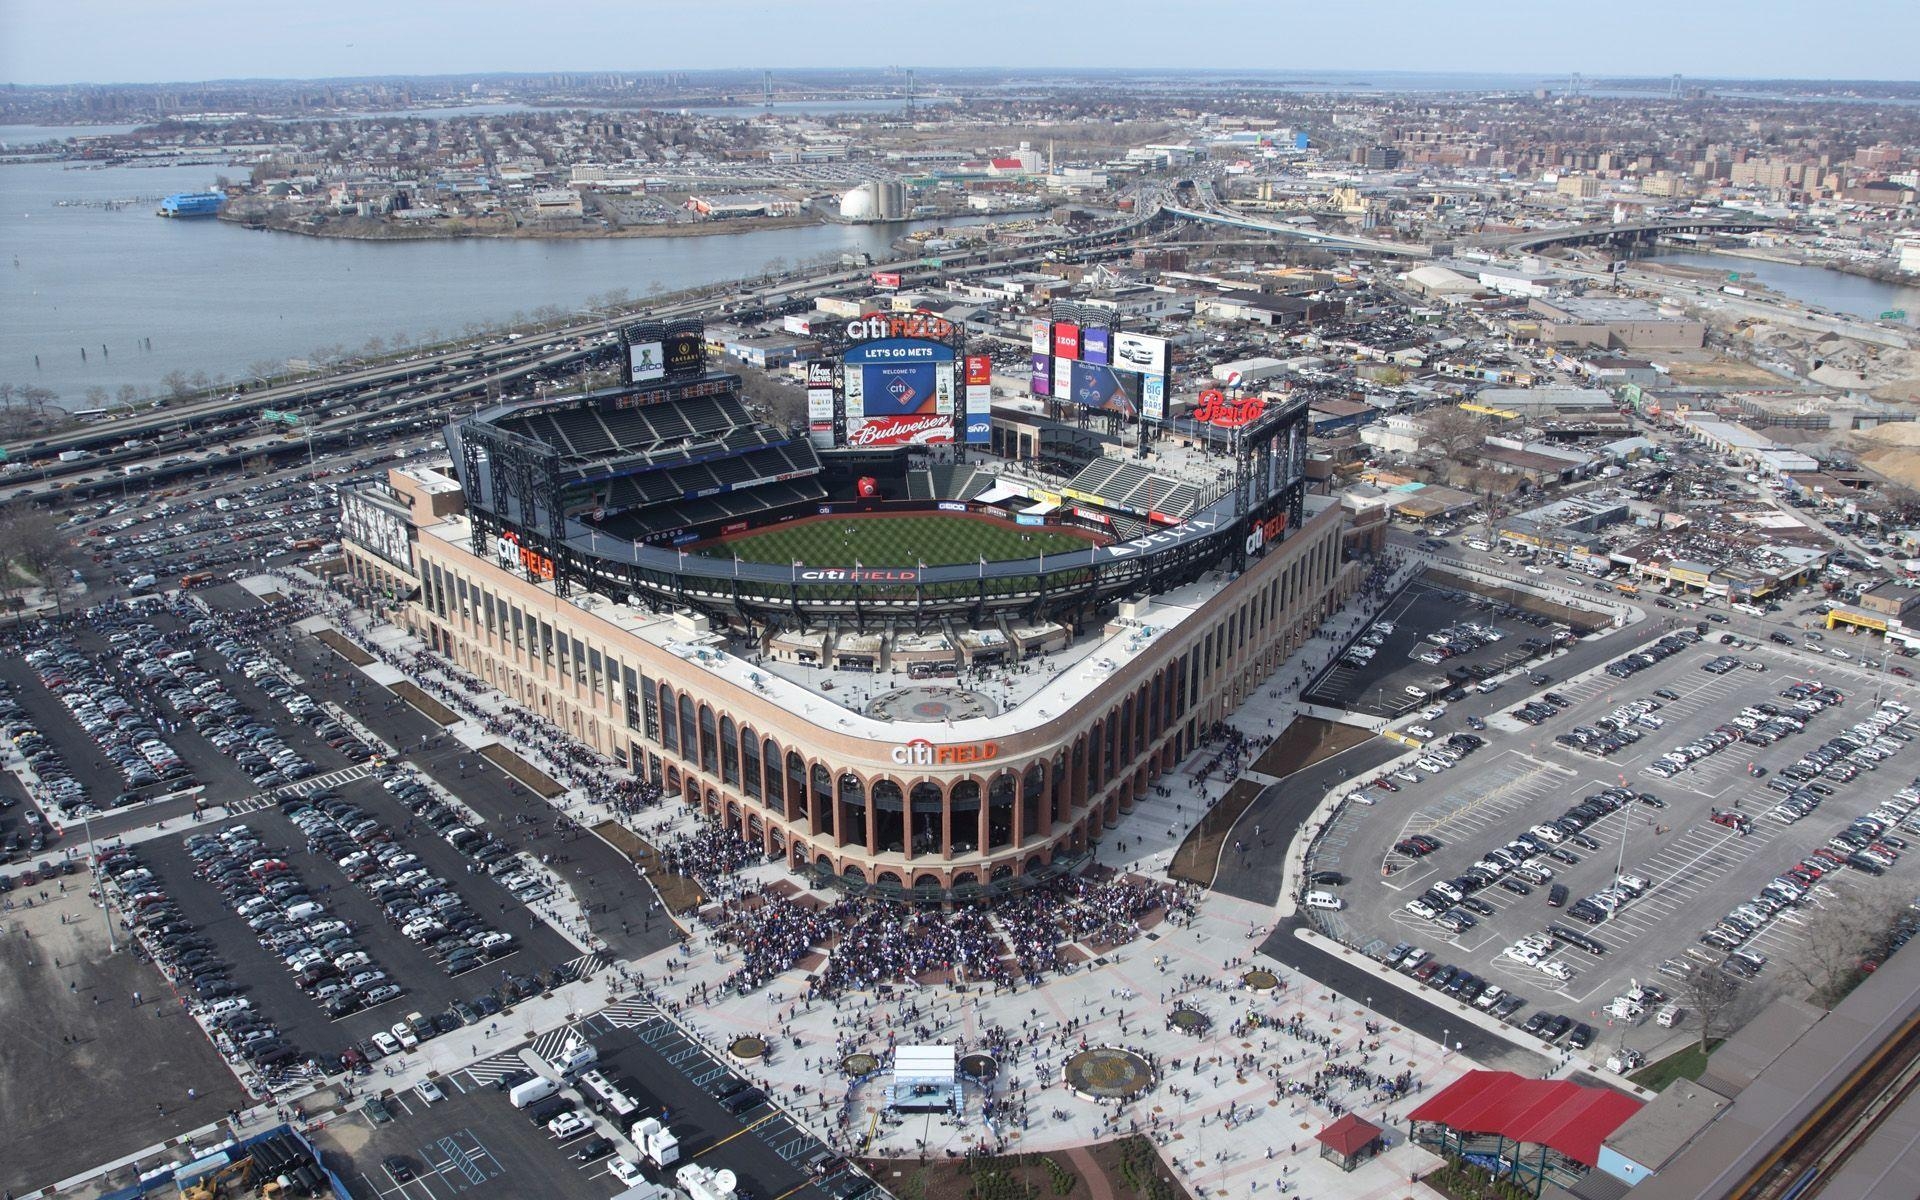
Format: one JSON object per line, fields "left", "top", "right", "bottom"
{"left": 1315, "top": 1113, "right": 1383, "bottom": 1157}
{"left": 1407, "top": 1070, "right": 1644, "bottom": 1167}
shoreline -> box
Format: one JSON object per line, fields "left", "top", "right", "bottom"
{"left": 216, "top": 209, "right": 833, "bottom": 241}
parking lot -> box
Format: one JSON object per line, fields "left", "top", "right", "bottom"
{"left": 320, "top": 1009, "right": 854, "bottom": 1200}
{"left": 1305, "top": 576, "right": 1588, "bottom": 718}
{"left": 1306, "top": 630, "right": 1919, "bottom": 1061}
{"left": 128, "top": 771, "right": 585, "bottom": 1068}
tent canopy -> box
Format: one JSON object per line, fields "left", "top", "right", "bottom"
{"left": 1408, "top": 1070, "right": 1644, "bottom": 1167}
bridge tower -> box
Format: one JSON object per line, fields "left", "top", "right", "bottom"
{"left": 763, "top": 70, "right": 773, "bottom": 111}
{"left": 906, "top": 68, "right": 915, "bottom": 117}
{"left": 1669, "top": 74, "right": 1683, "bottom": 98}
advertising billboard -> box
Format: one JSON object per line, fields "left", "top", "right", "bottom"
{"left": 627, "top": 339, "right": 665, "bottom": 382}
{"left": 1052, "top": 322, "right": 1081, "bottom": 361}
{"left": 964, "top": 354, "right": 993, "bottom": 445}
{"left": 806, "top": 388, "right": 835, "bottom": 422}
{"left": 1081, "top": 328, "right": 1111, "bottom": 365}
{"left": 1067, "top": 361, "right": 1137, "bottom": 413}
{"left": 340, "top": 490, "right": 413, "bottom": 572}
{"left": 872, "top": 271, "right": 902, "bottom": 290}
{"left": 1053, "top": 356, "right": 1073, "bottom": 398}
{"left": 806, "top": 359, "right": 835, "bottom": 388}
{"left": 1031, "top": 318, "right": 1050, "bottom": 355}
{"left": 1111, "top": 332, "right": 1168, "bottom": 375}
{"left": 663, "top": 329, "right": 705, "bottom": 377}
{"left": 1142, "top": 374, "right": 1167, "bottom": 422}
{"left": 843, "top": 338, "right": 956, "bottom": 447}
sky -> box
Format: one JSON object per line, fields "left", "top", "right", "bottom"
{"left": 1, "top": 0, "right": 1916, "bottom": 86}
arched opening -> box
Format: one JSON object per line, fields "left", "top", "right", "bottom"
{"left": 872, "top": 779, "right": 905, "bottom": 853}
{"left": 811, "top": 763, "right": 835, "bottom": 839}
{"left": 762, "top": 737, "right": 784, "bottom": 815}
{"left": 659, "top": 683, "right": 679, "bottom": 755}
{"left": 785, "top": 751, "right": 808, "bottom": 824}
{"left": 719, "top": 716, "right": 739, "bottom": 787}
{"left": 677, "top": 694, "right": 697, "bottom": 767}
{"left": 1021, "top": 762, "right": 1045, "bottom": 837}
{"left": 740, "top": 725, "right": 761, "bottom": 799}
{"left": 841, "top": 863, "right": 867, "bottom": 884}
{"left": 987, "top": 770, "right": 1017, "bottom": 849}
{"left": 949, "top": 778, "right": 981, "bottom": 854}
{"left": 838, "top": 772, "right": 868, "bottom": 849}
{"left": 910, "top": 781, "right": 943, "bottom": 857}
{"left": 697, "top": 705, "right": 718, "bottom": 775}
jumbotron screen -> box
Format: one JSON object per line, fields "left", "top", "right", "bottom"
{"left": 842, "top": 339, "right": 956, "bottom": 447}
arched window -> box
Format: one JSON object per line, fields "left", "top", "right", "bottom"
{"left": 658, "top": 683, "right": 679, "bottom": 755}
{"left": 949, "top": 778, "right": 980, "bottom": 853}
{"left": 697, "top": 705, "right": 718, "bottom": 775}
{"left": 719, "top": 716, "right": 739, "bottom": 786}
{"left": 786, "top": 750, "right": 808, "bottom": 822}
{"left": 910, "top": 781, "right": 943, "bottom": 857}
{"left": 762, "top": 737, "right": 783, "bottom": 813}
{"left": 740, "top": 726, "right": 761, "bottom": 799}
{"left": 811, "top": 763, "right": 835, "bottom": 836}
{"left": 1022, "top": 762, "right": 1045, "bottom": 835}
{"left": 987, "top": 770, "right": 1017, "bottom": 849}
{"left": 677, "top": 694, "right": 697, "bottom": 767}
{"left": 838, "top": 773, "right": 868, "bottom": 848}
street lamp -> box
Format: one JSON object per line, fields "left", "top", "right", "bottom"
{"left": 82, "top": 812, "right": 115, "bottom": 953}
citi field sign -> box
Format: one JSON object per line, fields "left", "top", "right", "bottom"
{"left": 845, "top": 312, "right": 958, "bottom": 343}
{"left": 890, "top": 739, "right": 1001, "bottom": 766}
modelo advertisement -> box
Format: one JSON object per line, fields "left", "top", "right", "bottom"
{"left": 1068, "top": 361, "right": 1137, "bottom": 413}
{"left": 844, "top": 339, "right": 955, "bottom": 446}
{"left": 1081, "top": 328, "right": 1111, "bottom": 366}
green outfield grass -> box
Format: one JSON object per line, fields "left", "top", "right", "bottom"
{"left": 697, "top": 514, "right": 1100, "bottom": 568}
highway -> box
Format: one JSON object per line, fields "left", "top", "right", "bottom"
{"left": 4, "top": 189, "right": 1175, "bottom": 499}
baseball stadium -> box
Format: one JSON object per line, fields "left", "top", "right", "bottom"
{"left": 345, "top": 313, "right": 1363, "bottom": 897}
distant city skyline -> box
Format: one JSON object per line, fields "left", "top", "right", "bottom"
{"left": 1, "top": 0, "right": 1916, "bottom": 88}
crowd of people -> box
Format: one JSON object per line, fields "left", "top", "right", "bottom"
{"left": 700, "top": 873, "right": 1195, "bottom": 1000}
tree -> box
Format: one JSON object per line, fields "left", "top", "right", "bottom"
{"left": 1679, "top": 963, "right": 1750, "bottom": 1054}
{"left": 1423, "top": 405, "right": 1488, "bottom": 461}
{"left": 116, "top": 384, "right": 140, "bottom": 409}
{"left": 161, "top": 370, "right": 194, "bottom": 401}
{"left": 1775, "top": 881, "right": 1913, "bottom": 1006}
{"left": 0, "top": 503, "right": 78, "bottom": 616}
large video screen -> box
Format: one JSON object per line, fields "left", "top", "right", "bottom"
{"left": 1065, "top": 361, "right": 1138, "bottom": 414}
{"left": 340, "top": 490, "right": 413, "bottom": 572}
{"left": 843, "top": 339, "right": 955, "bottom": 447}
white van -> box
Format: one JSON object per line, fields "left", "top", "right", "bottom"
{"left": 1304, "top": 890, "right": 1345, "bottom": 911}
{"left": 129, "top": 573, "right": 157, "bottom": 590}
{"left": 283, "top": 901, "right": 325, "bottom": 922}
{"left": 509, "top": 1076, "right": 560, "bottom": 1109}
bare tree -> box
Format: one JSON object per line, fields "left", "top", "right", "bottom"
{"left": 0, "top": 504, "right": 78, "bottom": 616}
{"left": 161, "top": 369, "right": 194, "bottom": 401}
{"left": 1423, "top": 405, "right": 1488, "bottom": 461}
{"left": 1775, "top": 881, "right": 1913, "bottom": 1007}
{"left": 1679, "top": 964, "right": 1749, "bottom": 1054}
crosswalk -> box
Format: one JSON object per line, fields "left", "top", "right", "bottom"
{"left": 553, "top": 950, "right": 612, "bottom": 984}
{"left": 458, "top": 1050, "right": 528, "bottom": 1089}
{"left": 218, "top": 763, "right": 374, "bottom": 816}
{"left": 602, "top": 996, "right": 665, "bottom": 1028}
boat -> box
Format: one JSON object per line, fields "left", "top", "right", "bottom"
{"left": 157, "top": 191, "right": 225, "bottom": 218}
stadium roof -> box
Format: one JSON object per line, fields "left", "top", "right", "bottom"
{"left": 1408, "top": 1071, "right": 1644, "bottom": 1167}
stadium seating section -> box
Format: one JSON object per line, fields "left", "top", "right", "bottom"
{"left": 1061, "top": 459, "right": 1207, "bottom": 521}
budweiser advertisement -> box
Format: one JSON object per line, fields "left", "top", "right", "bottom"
{"left": 845, "top": 413, "right": 954, "bottom": 447}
